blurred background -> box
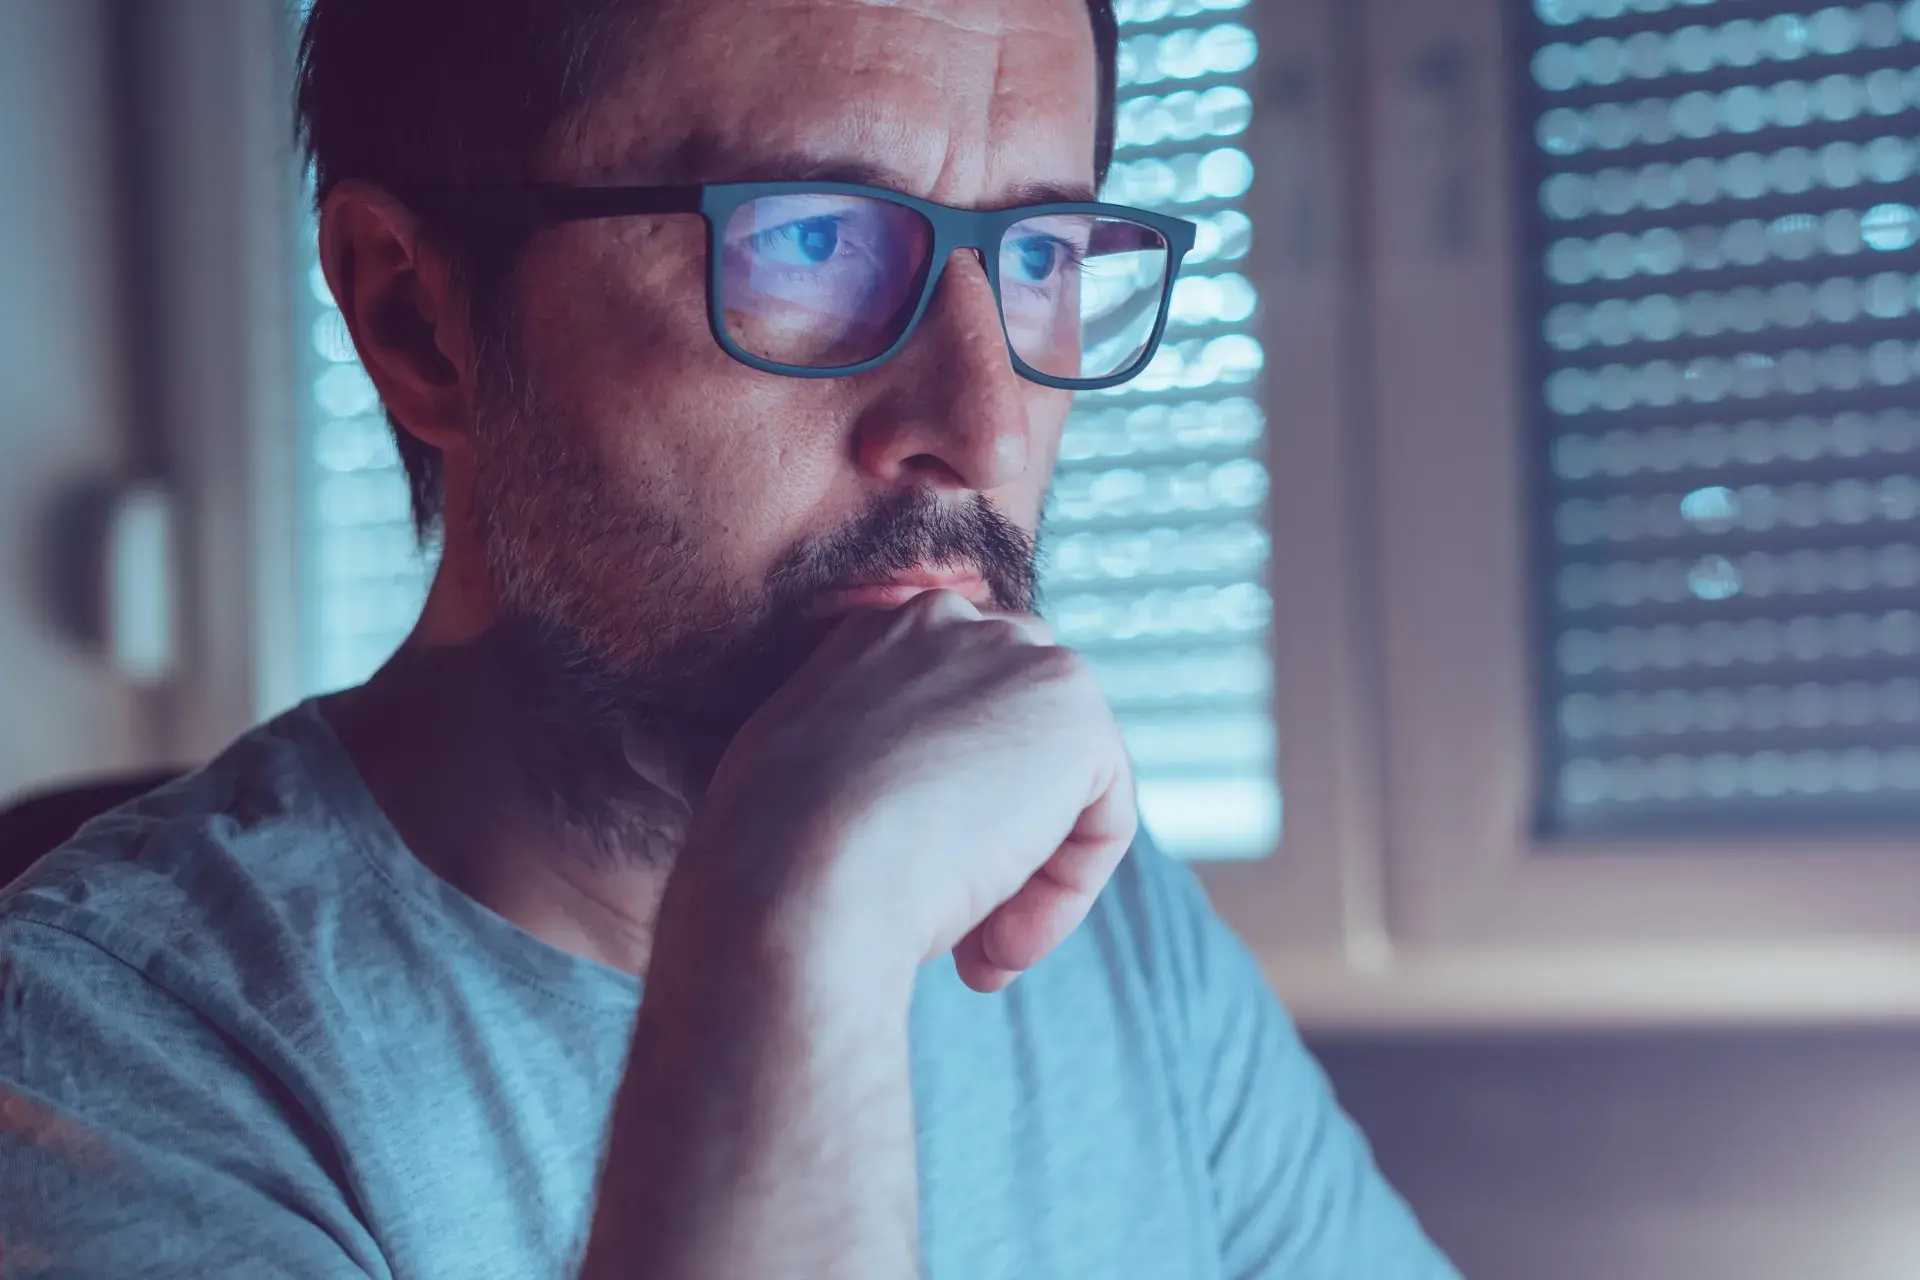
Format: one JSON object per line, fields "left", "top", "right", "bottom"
{"left": 4, "top": 0, "right": 1920, "bottom": 1275}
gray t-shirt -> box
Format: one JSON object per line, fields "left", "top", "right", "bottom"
{"left": 0, "top": 702, "right": 1455, "bottom": 1279}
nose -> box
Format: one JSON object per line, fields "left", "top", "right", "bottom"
{"left": 850, "top": 249, "right": 1038, "bottom": 494}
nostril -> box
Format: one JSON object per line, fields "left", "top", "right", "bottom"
{"left": 904, "top": 452, "right": 952, "bottom": 472}
{"left": 901, "top": 453, "right": 968, "bottom": 486}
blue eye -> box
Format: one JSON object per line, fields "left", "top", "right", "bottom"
{"left": 753, "top": 216, "right": 842, "bottom": 266}
{"left": 1010, "top": 236, "right": 1059, "bottom": 283}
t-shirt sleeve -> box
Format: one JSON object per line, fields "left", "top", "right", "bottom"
{"left": 1130, "top": 842, "right": 1460, "bottom": 1280}
{"left": 0, "top": 916, "right": 381, "bottom": 1279}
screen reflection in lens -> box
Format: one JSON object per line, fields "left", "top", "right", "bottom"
{"left": 719, "top": 194, "right": 933, "bottom": 368}
{"left": 1001, "top": 214, "right": 1169, "bottom": 381}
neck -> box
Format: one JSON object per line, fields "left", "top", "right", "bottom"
{"left": 322, "top": 629, "right": 699, "bottom": 978}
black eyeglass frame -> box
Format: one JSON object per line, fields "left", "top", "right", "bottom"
{"left": 399, "top": 181, "right": 1199, "bottom": 391}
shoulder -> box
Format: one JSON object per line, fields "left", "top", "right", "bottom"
{"left": 1081, "top": 826, "right": 1251, "bottom": 999}
{"left": 1032, "top": 826, "right": 1294, "bottom": 1070}
{"left": 0, "top": 739, "right": 387, "bottom": 1278}
{"left": 0, "top": 713, "right": 355, "bottom": 1154}
{"left": 0, "top": 707, "right": 378, "bottom": 1195}
{"left": 0, "top": 704, "right": 369, "bottom": 1010}
{"left": 1077, "top": 838, "right": 1462, "bottom": 1278}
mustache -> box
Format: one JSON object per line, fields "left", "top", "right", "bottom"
{"left": 767, "top": 489, "right": 1040, "bottom": 616}
{"left": 461, "top": 489, "right": 1043, "bottom": 852}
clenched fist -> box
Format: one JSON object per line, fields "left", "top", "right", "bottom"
{"left": 676, "top": 588, "right": 1138, "bottom": 994}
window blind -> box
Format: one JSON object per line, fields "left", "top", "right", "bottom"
{"left": 298, "top": 0, "right": 1276, "bottom": 857}
{"left": 1058, "top": 0, "right": 1275, "bottom": 858}
{"left": 1523, "top": 0, "right": 1920, "bottom": 832}
{"left": 301, "top": 248, "right": 434, "bottom": 696}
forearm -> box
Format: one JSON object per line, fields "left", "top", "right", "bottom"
{"left": 578, "top": 864, "right": 921, "bottom": 1280}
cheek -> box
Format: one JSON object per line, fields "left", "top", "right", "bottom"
{"left": 514, "top": 220, "right": 724, "bottom": 407}
{"left": 646, "top": 399, "right": 845, "bottom": 566}
{"left": 1032, "top": 392, "right": 1071, "bottom": 470}
{"left": 1000, "top": 388, "right": 1073, "bottom": 528}
{"left": 582, "top": 379, "right": 853, "bottom": 584}
{"left": 510, "top": 234, "right": 856, "bottom": 573}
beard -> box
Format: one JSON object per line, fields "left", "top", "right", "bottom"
{"left": 462, "top": 345, "right": 1041, "bottom": 858}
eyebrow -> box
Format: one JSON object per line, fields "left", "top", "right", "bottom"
{"left": 649, "top": 134, "right": 1100, "bottom": 208}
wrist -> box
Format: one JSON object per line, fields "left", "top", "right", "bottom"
{"left": 660, "top": 814, "right": 921, "bottom": 1019}
{"left": 594, "top": 820, "right": 921, "bottom": 1280}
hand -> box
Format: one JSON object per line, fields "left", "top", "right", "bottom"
{"left": 682, "top": 589, "right": 1137, "bottom": 995}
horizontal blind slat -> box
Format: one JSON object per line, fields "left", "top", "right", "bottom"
{"left": 1525, "top": 0, "right": 1920, "bottom": 831}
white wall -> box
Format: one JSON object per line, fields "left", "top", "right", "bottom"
{"left": 0, "top": 0, "right": 151, "bottom": 799}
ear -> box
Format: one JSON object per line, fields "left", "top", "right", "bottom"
{"left": 317, "top": 180, "right": 478, "bottom": 462}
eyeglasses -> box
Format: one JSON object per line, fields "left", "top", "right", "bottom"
{"left": 401, "top": 181, "right": 1198, "bottom": 391}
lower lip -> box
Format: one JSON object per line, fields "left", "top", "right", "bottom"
{"left": 809, "top": 580, "right": 987, "bottom": 616}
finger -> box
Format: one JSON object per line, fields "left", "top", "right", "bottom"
{"left": 977, "top": 807, "right": 1137, "bottom": 975}
{"left": 1014, "top": 712, "right": 1136, "bottom": 933}
{"left": 953, "top": 924, "right": 1022, "bottom": 994}
{"left": 965, "top": 739, "right": 1138, "bottom": 984}
{"left": 904, "top": 586, "right": 986, "bottom": 624}
{"left": 958, "top": 809, "right": 1138, "bottom": 993}
{"left": 811, "top": 585, "right": 982, "bottom": 652}
{"left": 978, "top": 610, "right": 1056, "bottom": 646}
{"left": 976, "top": 870, "right": 1096, "bottom": 977}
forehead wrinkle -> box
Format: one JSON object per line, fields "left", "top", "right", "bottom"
{"left": 850, "top": 0, "right": 1023, "bottom": 39}
{"left": 836, "top": 0, "right": 1090, "bottom": 180}
{"left": 982, "top": 11, "right": 1097, "bottom": 194}
{"left": 797, "top": 0, "right": 1073, "bottom": 43}
{"left": 556, "top": 0, "right": 1095, "bottom": 202}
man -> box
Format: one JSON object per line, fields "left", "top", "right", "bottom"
{"left": 0, "top": 1, "right": 1457, "bottom": 1276}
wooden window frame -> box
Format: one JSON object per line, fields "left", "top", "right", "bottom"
{"left": 1204, "top": 0, "right": 1920, "bottom": 1033}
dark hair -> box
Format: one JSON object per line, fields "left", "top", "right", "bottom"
{"left": 296, "top": 0, "right": 1120, "bottom": 541}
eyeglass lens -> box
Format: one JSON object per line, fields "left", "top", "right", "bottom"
{"left": 999, "top": 214, "right": 1170, "bottom": 382}
{"left": 719, "top": 194, "right": 932, "bottom": 369}
{"left": 717, "top": 194, "right": 1171, "bottom": 382}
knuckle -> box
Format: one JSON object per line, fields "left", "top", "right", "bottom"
{"left": 975, "top": 616, "right": 1033, "bottom": 646}
{"left": 904, "top": 587, "right": 952, "bottom": 613}
{"left": 1021, "top": 617, "right": 1059, "bottom": 645}
{"left": 899, "top": 588, "right": 975, "bottom": 627}
{"left": 1026, "top": 642, "right": 1089, "bottom": 685}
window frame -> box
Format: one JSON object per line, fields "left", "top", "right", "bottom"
{"left": 1194, "top": 0, "right": 1397, "bottom": 982}
{"left": 1226, "top": 0, "right": 1920, "bottom": 1032}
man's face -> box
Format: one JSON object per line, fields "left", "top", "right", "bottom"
{"left": 463, "top": 0, "right": 1099, "bottom": 730}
